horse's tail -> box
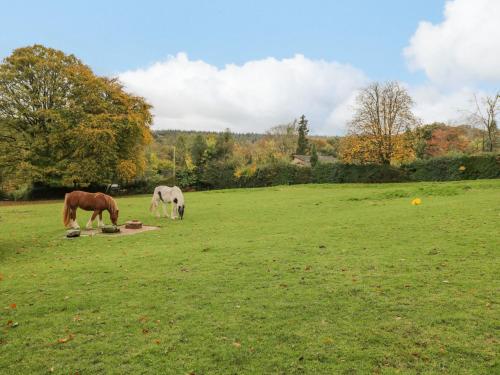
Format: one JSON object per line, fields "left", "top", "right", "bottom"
{"left": 150, "top": 192, "right": 157, "bottom": 212}
{"left": 150, "top": 188, "right": 161, "bottom": 212}
{"left": 62, "top": 193, "right": 71, "bottom": 227}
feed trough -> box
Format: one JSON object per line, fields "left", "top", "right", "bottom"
{"left": 101, "top": 225, "right": 120, "bottom": 234}
{"left": 125, "top": 220, "right": 143, "bottom": 229}
{"left": 66, "top": 229, "right": 81, "bottom": 238}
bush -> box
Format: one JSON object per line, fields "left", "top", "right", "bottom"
{"left": 4, "top": 155, "right": 498, "bottom": 200}
{"left": 199, "top": 161, "right": 238, "bottom": 189}
{"left": 402, "top": 154, "right": 500, "bottom": 181}
{"left": 312, "top": 163, "right": 405, "bottom": 183}
{"left": 125, "top": 174, "right": 175, "bottom": 195}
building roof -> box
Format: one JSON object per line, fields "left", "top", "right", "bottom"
{"left": 293, "top": 154, "right": 337, "bottom": 162}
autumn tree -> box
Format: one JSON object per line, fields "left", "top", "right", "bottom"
{"left": 471, "top": 93, "right": 499, "bottom": 152}
{"left": 296, "top": 115, "right": 309, "bottom": 155}
{"left": 267, "top": 120, "right": 298, "bottom": 157}
{"left": 348, "top": 82, "right": 418, "bottom": 164}
{"left": 426, "top": 126, "right": 470, "bottom": 157}
{"left": 0, "top": 45, "right": 152, "bottom": 189}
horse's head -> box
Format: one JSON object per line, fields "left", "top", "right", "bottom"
{"left": 106, "top": 196, "right": 119, "bottom": 225}
{"left": 173, "top": 197, "right": 185, "bottom": 220}
{"left": 110, "top": 208, "right": 119, "bottom": 225}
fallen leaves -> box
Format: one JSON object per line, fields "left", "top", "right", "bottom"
{"left": 9, "top": 303, "right": 16, "bottom": 309}
{"left": 232, "top": 341, "right": 241, "bottom": 348}
{"left": 6, "top": 320, "right": 18, "bottom": 328}
{"left": 57, "top": 334, "right": 74, "bottom": 344}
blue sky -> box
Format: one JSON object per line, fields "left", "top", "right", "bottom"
{"left": 1, "top": 0, "right": 498, "bottom": 134}
{"left": 1, "top": 0, "right": 444, "bottom": 80}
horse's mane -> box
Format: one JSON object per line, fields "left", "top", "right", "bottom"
{"left": 104, "top": 194, "right": 118, "bottom": 214}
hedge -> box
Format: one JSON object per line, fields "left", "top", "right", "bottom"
{"left": 401, "top": 154, "right": 500, "bottom": 181}
{"left": 192, "top": 154, "right": 499, "bottom": 190}
{"left": 4, "top": 154, "right": 499, "bottom": 199}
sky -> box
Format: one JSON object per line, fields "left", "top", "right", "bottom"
{"left": 1, "top": 0, "right": 499, "bottom": 134}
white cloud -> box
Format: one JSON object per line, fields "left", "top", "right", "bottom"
{"left": 119, "top": 53, "right": 367, "bottom": 134}
{"left": 410, "top": 85, "right": 478, "bottom": 124}
{"left": 404, "top": 0, "right": 500, "bottom": 86}
{"left": 119, "top": 0, "right": 499, "bottom": 135}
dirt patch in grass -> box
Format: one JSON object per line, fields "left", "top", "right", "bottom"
{"left": 79, "top": 225, "right": 160, "bottom": 237}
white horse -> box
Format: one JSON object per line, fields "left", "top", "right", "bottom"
{"left": 150, "top": 186, "right": 185, "bottom": 220}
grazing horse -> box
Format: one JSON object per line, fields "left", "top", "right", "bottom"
{"left": 150, "top": 186, "right": 185, "bottom": 220}
{"left": 63, "top": 191, "right": 119, "bottom": 229}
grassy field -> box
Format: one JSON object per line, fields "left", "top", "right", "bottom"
{"left": 1, "top": 180, "right": 499, "bottom": 374}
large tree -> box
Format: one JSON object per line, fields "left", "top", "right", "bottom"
{"left": 0, "top": 45, "right": 152, "bottom": 188}
{"left": 348, "top": 81, "right": 418, "bottom": 165}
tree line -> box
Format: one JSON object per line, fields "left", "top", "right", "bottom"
{"left": 0, "top": 45, "right": 498, "bottom": 197}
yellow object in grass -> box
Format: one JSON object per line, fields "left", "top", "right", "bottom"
{"left": 411, "top": 198, "right": 422, "bottom": 205}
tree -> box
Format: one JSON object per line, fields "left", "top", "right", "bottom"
{"left": 0, "top": 45, "right": 152, "bottom": 188}
{"left": 310, "top": 144, "right": 318, "bottom": 167}
{"left": 296, "top": 115, "right": 309, "bottom": 155}
{"left": 214, "top": 129, "right": 234, "bottom": 160}
{"left": 471, "top": 93, "right": 499, "bottom": 152}
{"left": 348, "top": 82, "right": 418, "bottom": 164}
{"left": 426, "top": 126, "right": 470, "bottom": 157}
{"left": 190, "top": 134, "right": 208, "bottom": 166}
{"left": 267, "top": 120, "right": 298, "bottom": 156}
{"left": 339, "top": 133, "right": 415, "bottom": 164}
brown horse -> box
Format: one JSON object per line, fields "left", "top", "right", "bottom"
{"left": 63, "top": 191, "right": 119, "bottom": 229}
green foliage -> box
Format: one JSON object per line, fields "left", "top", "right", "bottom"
{"left": 190, "top": 134, "right": 208, "bottom": 166}
{"left": 402, "top": 154, "right": 500, "bottom": 181}
{"left": 312, "top": 163, "right": 405, "bottom": 183}
{"left": 198, "top": 161, "right": 237, "bottom": 189}
{"left": 310, "top": 144, "right": 318, "bottom": 167}
{"left": 296, "top": 115, "right": 309, "bottom": 155}
{"left": 0, "top": 45, "right": 152, "bottom": 189}
{"left": 176, "top": 168, "right": 199, "bottom": 189}
{"left": 214, "top": 129, "right": 234, "bottom": 160}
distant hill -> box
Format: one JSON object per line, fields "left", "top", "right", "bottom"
{"left": 152, "top": 129, "right": 266, "bottom": 146}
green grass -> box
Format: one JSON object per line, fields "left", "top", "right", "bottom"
{"left": 1, "top": 180, "right": 499, "bottom": 374}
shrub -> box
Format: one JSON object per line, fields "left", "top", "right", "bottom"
{"left": 402, "top": 154, "right": 500, "bottom": 181}
{"left": 312, "top": 163, "right": 405, "bottom": 183}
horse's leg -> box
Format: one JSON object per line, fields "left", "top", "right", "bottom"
{"left": 86, "top": 210, "right": 99, "bottom": 229}
{"left": 162, "top": 202, "right": 168, "bottom": 218}
{"left": 98, "top": 211, "right": 104, "bottom": 228}
{"left": 152, "top": 197, "right": 160, "bottom": 218}
{"left": 70, "top": 207, "right": 80, "bottom": 229}
{"left": 171, "top": 204, "right": 177, "bottom": 220}
{"left": 155, "top": 200, "right": 161, "bottom": 218}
